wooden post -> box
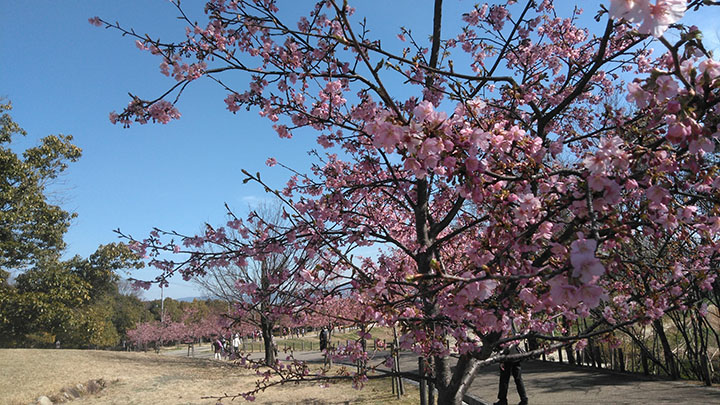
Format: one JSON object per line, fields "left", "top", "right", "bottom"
{"left": 565, "top": 346, "right": 576, "bottom": 365}
{"left": 701, "top": 353, "right": 713, "bottom": 386}
{"left": 419, "top": 357, "right": 428, "bottom": 405}
{"left": 618, "top": 348, "right": 625, "bottom": 372}
{"left": 391, "top": 353, "right": 397, "bottom": 396}
{"left": 390, "top": 343, "right": 398, "bottom": 398}
{"left": 396, "top": 348, "right": 404, "bottom": 395}
{"left": 428, "top": 356, "right": 436, "bottom": 405}
{"left": 392, "top": 327, "right": 404, "bottom": 396}
{"left": 588, "top": 342, "right": 597, "bottom": 368}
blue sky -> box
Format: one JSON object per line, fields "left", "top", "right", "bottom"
{"left": 0, "top": 0, "right": 446, "bottom": 299}
{"left": 2, "top": 1, "right": 718, "bottom": 299}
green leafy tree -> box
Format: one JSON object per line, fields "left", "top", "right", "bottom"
{"left": 61, "top": 296, "right": 121, "bottom": 348}
{"left": 148, "top": 297, "right": 184, "bottom": 322}
{"left": 0, "top": 261, "right": 88, "bottom": 345}
{"left": 0, "top": 243, "right": 144, "bottom": 347}
{"left": 0, "top": 102, "right": 81, "bottom": 273}
{"left": 111, "top": 291, "right": 154, "bottom": 338}
{"left": 0, "top": 104, "right": 147, "bottom": 347}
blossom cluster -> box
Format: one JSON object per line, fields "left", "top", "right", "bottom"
{"left": 102, "top": 0, "right": 720, "bottom": 400}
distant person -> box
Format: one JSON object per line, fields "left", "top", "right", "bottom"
{"left": 319, "top": 327, "right": 328, "bottom": 351}
{"left": 213, "top": 337, "right": 223, "bottom": 360}
{"left": 55, "top": 340, "right": 60, "bottom": 349}
{"left": 232, "top": 334, "right": 241, "bottom": 356}
{"left": 494, "top": 343, "right": 528, "bottom": 405}
{"left": 222, "top": 337, "right": 232, "bottom": 359}
{"left": 221, "top": 337, "right": 230, "bottom": 360}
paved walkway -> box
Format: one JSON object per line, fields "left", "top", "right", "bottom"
{"left": 163, "top": 346, "right": 720, "bottom": 404}
{"left": 467, "top": 359, "right": 720, "bottom": 404}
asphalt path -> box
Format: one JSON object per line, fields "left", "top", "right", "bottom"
{"left": 163, "top": 345, "right": 720, "bottom": 404}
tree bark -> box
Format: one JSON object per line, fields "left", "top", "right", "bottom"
{"left": 652, "top": 319, "right": 679, "bottom": 379}
{"left": 435, "top": 354, "right": 481, "bottom": 405}
{"left": 565, "top": 345, "right": 576, "bottom": 365}
{"left": 261, "top": 315, "right": 276, "bottom": 365}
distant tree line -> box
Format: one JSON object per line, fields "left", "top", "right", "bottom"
{"left": 0, "top": 101, "right": 227, "bottom": 349}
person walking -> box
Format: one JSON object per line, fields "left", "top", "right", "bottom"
{"left": 319, "top": 327, "right": 328, "bottom": 351}
{"left": 494, "top": 343, "right": 528, "bottom": 405}
{"left": 213, "top": 337, "right": 223, "bottom": 360}
{"left": 221, "top": 337, "right": 230, "bottom": 360}
{"left": 232, "top": 334, "right": 241, "bottom": 357}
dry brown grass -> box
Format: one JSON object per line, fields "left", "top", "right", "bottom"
{"left": 0, "top": 349, "right": 418, "bottom": 405}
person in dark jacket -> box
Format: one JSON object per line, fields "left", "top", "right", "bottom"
{"left": 319, "top": 327, "right": 328, "bottom": 351}
{"left": 494, "top": 343, "right": 528, "bottom": 405}
{"left": 213, "top": 337, "right": 223, "bottom": 360}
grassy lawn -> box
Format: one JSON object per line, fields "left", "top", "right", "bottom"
{"left": 0, "top": 348, "right": 418, "bottom": 405}
{"left": 274, "top": 326, "right": 398, "bottom": 352}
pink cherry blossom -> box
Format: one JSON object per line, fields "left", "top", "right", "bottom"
{"left": 646, "top": 185, "right": 668, "bottom": 204}
{"left": 626, "top": 81, "right": 651, "bottom": 108}
{"left": 570, "top": 237, "right": 597, "bottom": 264}
{"left": 688, "top": 137, "right": 714, "bottom": 155}
{"left": 413, "top": 100, "right": 435, "bottom": 122}
{"left": 639, "top": 0, "right": 686, "bottom": 37}
{"left": 666, "top": 117, "right": 690, "bottom": 144}
{"left": 698, "top": 58, "right": 720, "bottom": 79}
{"left": 610, "top": 0, "right": 686, "bottom": 37}
{"left": 655, "top": 75, "right": 679, "bottom": 99}
{"left": 609, "top": 0, "right": 648, "bottom": 23}
{"left": 572, "top": 257, "right": 606, "bottom": 284}
{"left": 103, "top": 1, "right": 720, "bottom": 401}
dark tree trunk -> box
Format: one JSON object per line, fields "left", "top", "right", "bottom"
{"left": 652, "top": 319, "right": 679, "bottom": 379}
{"left": 641, "top": 349, "right": 649, "bottom": 376}
{"left": 261, "top": 315, "right": 276, "bottom": 365}
{"left": 565, "top": 345, "right": 576, "bottom": 365}
{"left": 435, "top": 354, "right": 481, "bottom": 405}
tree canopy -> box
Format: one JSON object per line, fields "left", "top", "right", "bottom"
{"left": 0, "top": 102, "right": 81, "bottom": 273}
{"left": 98, "top": 0, "right": 720, "bottom": 403}
{"left": 0, "top": 103, "right": 147, "bottom": 348}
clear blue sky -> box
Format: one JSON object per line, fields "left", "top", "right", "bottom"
{"left": 1, "top": 1, "right": 718, "bottom": 299}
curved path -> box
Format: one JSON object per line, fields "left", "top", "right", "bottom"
{"left": 466, "top": 359, "right": 720, "bottom": 404}
{"left": 163, "top": 346, "right": 720, "bottom": 404}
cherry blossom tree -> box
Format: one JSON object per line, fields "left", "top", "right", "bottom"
{"left": 98, "top": 0, "right": 720, "bottom": 403}
{"left": 127, "top": 311, "right": 234, "bottom": 352}
{"left": 190, "top": 203, "right": 329, "bottom": 364}
{"left": 126, "top": 321, "right": 160, "bottom": 351}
